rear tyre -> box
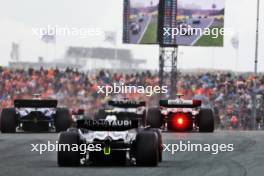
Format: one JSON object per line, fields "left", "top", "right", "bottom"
{"left": 198, "top": 109, "right": 214, "bottom": 132}
{"left": 146, "top": 128, "right": 163, "bottom": 162}
{"left": 0, "top": 108, "right": 17, "bottom": 133}
{"left": 136, "top": 131, "right": 159, "bottom": 166}
{"left": 55, "top": 108, "right": 72, "bottom": 132}
{"left": 141, "top": 109, "right": 147, "bottom": 126}
{"left": 147, "top": 107, "right": 162, "bottom": 128}
{"left": 57, "top": 132, "right": 81, "bottom": 166}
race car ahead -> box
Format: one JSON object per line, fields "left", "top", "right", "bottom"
{"left": 0, "top": 95, "right": 72, "bottom": 133}
{"left": 57, "top": 100, "right": 162, "bottom": 167}
{"left": 192, "top": 18, "right": 201, "bottom": 24}
{"left": 71, "top": 108, "right": 85, "bottom": 123}
{"left": 147, "top": 94, "right": 214, "bottom": 132}
{"left": 94, "top": 99, "right": 147, "bottom": 124}
{"left": 131, "top": 23, "right": 141, "bottom": 35}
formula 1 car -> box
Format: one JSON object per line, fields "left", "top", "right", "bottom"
{"left": 94, "top": 99, "right": 146, "bottom": 125}
{"left": 71, "top": 108, "right": 85, "bottom": 123}
{"left": 57, "top": 100, "right": 162, "bottom": 166}
{"left": 0, "top": 95, "right": 72, "bottom": 133}
{"left": 147, "top": 94, "right": 214, "bottom": 132}
{"left": 131, "top": 23, "right": 141, "bottom": 35}
{"left": 192, "top": 18, "right": 201, "bottom": 24}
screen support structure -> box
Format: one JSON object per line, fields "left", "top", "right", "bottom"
{"left": 251, "top": 0, "right": 260, "bottom": 130}
{"left": 159, "top": 46, "right": 178, "bottom": 99}
{"left": 158, "top": 0, "right": 179, "bottom": 99}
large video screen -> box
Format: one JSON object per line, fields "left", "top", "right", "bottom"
{"left": 123, "top": 0, "right": 225, "bottom": 47}
{"left": 123, "top": 0, "right": 160, "bottom": 44}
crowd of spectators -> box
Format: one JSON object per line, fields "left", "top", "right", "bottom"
{"left": 1, "top": 66, "right": 264, "bottom": 130}
{"left": 176, "top": 72, "right": 264, "bottom": 129}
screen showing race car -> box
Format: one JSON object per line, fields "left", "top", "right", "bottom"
{"left": 123, "top": 0, "right": 225, "bottom": 47}
{"left": 123, "top": 0, "right": 160, "bottom": 44}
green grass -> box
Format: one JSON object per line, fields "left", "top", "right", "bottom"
{"left": 140, "top": 16, "right": 158, "bottom": 44}
{"left": 194, "top": 26, "right": 224, "bottom": 46}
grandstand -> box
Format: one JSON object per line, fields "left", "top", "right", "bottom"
{"left": 8, "top": 47, "right": 146, "bottom": 70}
{"left": 66, "top": 47, "right": 146, "bottom": 70}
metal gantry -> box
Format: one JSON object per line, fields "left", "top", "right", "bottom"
{"left": 159, "top": 47, "right": 178, "bottom": 99}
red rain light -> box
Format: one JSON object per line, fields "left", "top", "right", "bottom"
{"left": 177, "top": 118, "right": 183, "bottom": 125}
{"left": 172, "top": 114, "right": 188, "bottom": 129}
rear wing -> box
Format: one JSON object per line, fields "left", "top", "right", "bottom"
{"left": 108, "top": 100, "right": 145, "bottom": 108}
{"left": 14, "top": 99, "right": 58, "bottom": 108}
{"left": 160, "top": 99, "right": 201, "bottom": 108}
{"left": 77, "top": 119, "right": 139, "bottom": 131}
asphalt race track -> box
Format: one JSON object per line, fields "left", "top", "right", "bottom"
{"left": 129, "top": 15, "right": 151, "bottom": 44}
{"left": 0, "top": 131, "right": 263, "bottom": 176}
{"left": 176, "top": 18, "right": 214, "bottom": 46}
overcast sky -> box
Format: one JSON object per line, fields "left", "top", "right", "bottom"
{"left": 131, "top": 0, "right": 159, "bottom": 7}
{"left": 178, "top": 0, "right": 225, "bottom": 10}
{"left": 0, "top": 0, "right": 263, "bottom": 72}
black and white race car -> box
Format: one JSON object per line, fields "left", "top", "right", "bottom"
{"left": 57, "top": 100, "right": 162, "bottom": 166}
{"left": 94, "top": 100, "right": 147, "bottom": 125}
{"left": 147, "top": 94, "right": 214, "bottom": 132}
{"left": 131, "top": 23, "right": 141, "bottom": 35}
{"left": 0, "top": 95, "right": 72, "bottom": 133}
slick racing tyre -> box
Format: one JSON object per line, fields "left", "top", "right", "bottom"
{"left": 147, "top": 107, "right": 162, "bottom": 128}
{"left": 198, "top": 108, "right": 214, "bottom": 132}
{"left": 57, "top": 132, "right": 81, "bottom": 166}
{"left": 55, "top": 108, "right": 72, "bottom": 132}
{"left": 136, "top": 131, "right": 159, "bottom": 166}
{"left": 0, "top": 108, "right": 17, "bottom": 133}
{"left": 141, "top": 109, "right": 147, "bottom": 126}
{"left": 146, "top": 128, "right": 163, "bottom": 162}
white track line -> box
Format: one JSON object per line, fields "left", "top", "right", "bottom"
{"left": 191, "top": 18, "right": 214, "bottom": 46}
{"left": 138, "top": 16, "right": 152, "bottom": 44}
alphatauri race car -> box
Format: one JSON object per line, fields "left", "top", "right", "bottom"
{"left": 0, "top": 95, "right": 72, "bottom": 133}
{"left": 94, "top": 99, "right": 146, "bottom": 125}
{"left": 57, "top": 100, "right": 162, "bottom": 166}
{"left": 147, "top": 94, "right": 214, "bottom": 132}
